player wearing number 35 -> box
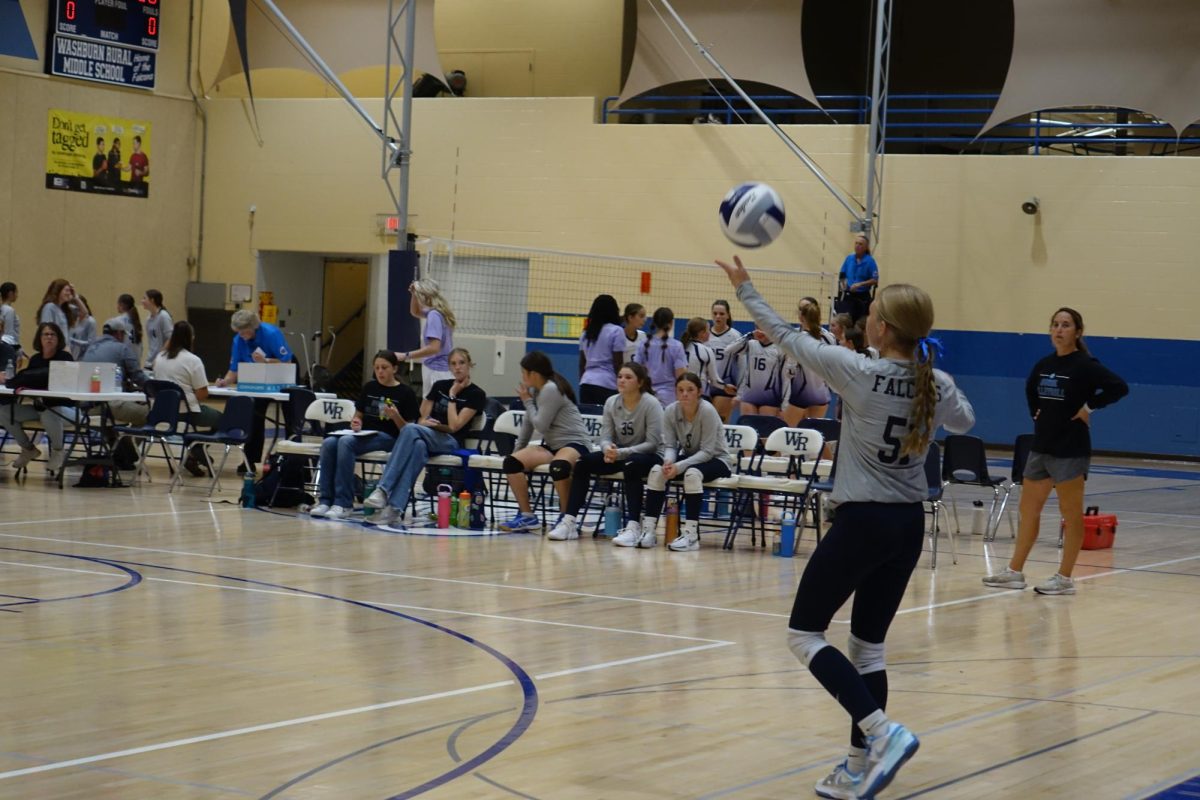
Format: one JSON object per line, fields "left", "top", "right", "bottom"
{"left": 716, "top": 254, "right": 975, "bottom": 800}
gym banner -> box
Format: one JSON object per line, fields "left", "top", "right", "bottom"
{"left": 45, "top": 109, "right": 152, "bottom": 198}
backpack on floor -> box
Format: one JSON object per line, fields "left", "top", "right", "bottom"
{"left": 254, "top": 452, "right": 315, "bottom": 508}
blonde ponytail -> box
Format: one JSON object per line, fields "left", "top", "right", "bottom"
{"left": 874, "top": 283, "right": 938, "bottom": 458}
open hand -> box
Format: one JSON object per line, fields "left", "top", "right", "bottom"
{"left": 715, "top": 255, "right": 750, "bottom": 288}
{"left": 1071, "top": 406, "right": 1091, "bottom": 426}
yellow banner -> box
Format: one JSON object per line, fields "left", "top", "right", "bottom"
{"left": 45, "top": 109, "right": 153, "bottom": 198}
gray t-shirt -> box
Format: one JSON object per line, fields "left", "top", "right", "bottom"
{"left": 0, "top": 303, "right": 20, "bottom": 347}
{"left": 515, "top": 381, "right": 592, "bottom": 452}
{"left": 145, "top": 308, "right": 173, "bottom": 369}
{"left": 737, "top": 281, "right": 975, "bottom": 504}
{"left": 661, "top": 399, "right": 733, "bottom": 471}
{"left": 81, "top": 334, "right": 145, "bottom": 386}
{"left": 600, "top": 391, "right": 664, "bottom": 459}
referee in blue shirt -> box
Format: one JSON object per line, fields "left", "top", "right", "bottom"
{"left": 216, "top": 309, "right": 294, "bottom": 472}
{"left": 838, "top": 234, "right": 879, "bottom": 324}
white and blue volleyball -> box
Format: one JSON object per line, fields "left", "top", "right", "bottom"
{"left": 718, "top": 182, "right": 786, "bottom": 248}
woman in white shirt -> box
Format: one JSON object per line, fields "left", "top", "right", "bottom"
{"left": 153, "top": 321, "right": 221, "bottom": 476}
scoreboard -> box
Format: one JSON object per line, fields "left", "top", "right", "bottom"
{"left": 47, "top": 0, "right": 160, "bottom": 90}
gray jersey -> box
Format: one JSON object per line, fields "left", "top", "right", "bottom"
{"left": 737, "top": 281, "right": 975, "bottom": 504}
{"left": 515, "top": 381, "right": 592, "bottom": 451}
{"left": 661, "top": 399, "right": 734, "bottom": 471}
{"left": 145, "top": 309, "right": 173, "bottom": 369}
{"left": 0, "top": 304, "right": 20, "bottom": 347}
{"left": 600, "top": 391, "right": 664, "bottom": 459}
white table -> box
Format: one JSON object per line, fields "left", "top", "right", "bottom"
{"left": 206, "top": 386, "right": 337, "bottom": 458}
{"left": 0, "top": 386, "right": 148, "bottom": 487}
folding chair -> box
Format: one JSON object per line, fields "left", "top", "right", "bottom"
{"left": 172, "top": 395, "right": 255, "bottom": 496}
{"left": 727, "top": 427, "right": 825, "bottom": 551}
{"left": 924, "top": 441, "right": 955, "bottom": 569}
{"left": 467, "top": 409, "right": 528, "bottom": 525}
{"left": 995, "top": 433, "right": 1035, "bottom": 543}
{"left": 941, "top": 434, "right": 1006, "bottom": 538}
{"left": 272, "top": 397, "right": 355, "bottom": 506}
{"left": 113, "top": 388, "right": 182, "bottom": 485}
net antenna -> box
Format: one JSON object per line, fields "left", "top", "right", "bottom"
{"left": 650, "top": 0, "right": 882, "bottom": 238}
{"left": 251, "top": 0, "right": 415, "bottom": 253}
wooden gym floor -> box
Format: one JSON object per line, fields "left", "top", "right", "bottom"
{"left": 0, "top": 455, "right": 1197, "bottom": 799}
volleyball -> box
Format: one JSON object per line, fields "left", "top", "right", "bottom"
{"left": 718, "top": 182, "right": 786, "bottom": 248}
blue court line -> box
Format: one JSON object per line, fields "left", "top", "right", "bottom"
{"left": 446, "top": 711, "right": 543, "bottom": 800}
{"left": 50, "top": 553, "right": 540, "bottom": 800}
{"left": 895, "top": 711, "right": 1158, "bottom": 798}
{"left": 0, "top": 547, "right": 143, "bottom": 607}
{"left": 1136, "top": 772, "right": 1200, "bottom": 799}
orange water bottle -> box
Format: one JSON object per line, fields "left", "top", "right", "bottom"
{"left": 664, "top": 500, "right": 680, "bottom": 546}
{"left": 457, "top": 490, "right": 471, "bottom": 528}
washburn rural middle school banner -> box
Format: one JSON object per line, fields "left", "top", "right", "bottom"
{"left": 45, "top": 109, "right": 152, "bottom": 199}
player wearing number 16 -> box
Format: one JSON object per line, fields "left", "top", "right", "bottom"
{"left": 716, "top": 255, "right": 975, "bottom": 800}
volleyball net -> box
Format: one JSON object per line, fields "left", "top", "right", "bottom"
{"left": 416, "top": 237, "right": 837, "bottom": 344}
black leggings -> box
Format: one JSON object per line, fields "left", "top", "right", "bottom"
{"left": 645, "top": 459, "right": 732, "bottom": 520}
{"left": 579, "top": 384, "right": 617, "bottom": 406}
{"left": 566, "top": 450, "right": 661, "bottom": 521}
{"left": 790, "top": 501, "right": 924, "bottom": 729}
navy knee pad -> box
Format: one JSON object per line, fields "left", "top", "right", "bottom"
{"left": 502, "top": 455, "right": 525, "bottom": 474}
{"left": 548, "top": 459, "right": 573, "bottom": 481}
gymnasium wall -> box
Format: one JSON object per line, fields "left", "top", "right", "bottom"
{"left": 199, "top": 95, "right": 1200, "bottom": 456}
{"left": 0, "top": 0, "right": 198, "bottom": 340}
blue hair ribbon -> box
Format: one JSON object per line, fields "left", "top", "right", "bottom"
{"left": 917, "top": 336, "right": 944, "bottom": 364}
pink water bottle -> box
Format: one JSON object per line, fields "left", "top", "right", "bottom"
{"left": 436, "top": 484, "right": 452, "bottom": 528}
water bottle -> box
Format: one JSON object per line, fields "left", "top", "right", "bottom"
{"left": 469, "top": 489, "right": 487, "bottom": 530}
{"left": 362, "top": 480, "right": 377, "bottom": 517}
{"left": 240, "top": 473, "right": 257, "bottom": 508}
{"left": 457, "top": 490, "right": 471, "bottom": 528}
{"left": 664, "top": 500, "right": 680, "bottom": 546}
{"left": 777, "top": 514, "right": 797, "bottom": 558}
{"left": 4, "top": 359, "right": 14, "bottom": 381}
{"left": 113, "top": 364, "right": 123, "bottom": 391}
{"left": 971, "top": 500, "right": 986, "bottom": 536}
{"left": 603, "top": 494, "right": 621, "bottom": 537}
{"left": 436, "top": 484, "right": 452, "bottom": 528}
{"left": 90, "top": 366, "right": 102, "bottom": 393}
{"left": 450, "top": 495, "right": 460, "bottom": 527}
{"left": 716, "top": 490, "right": 730, "bottom": 519}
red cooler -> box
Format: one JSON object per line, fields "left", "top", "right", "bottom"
{"left": 1062, "top": 506, "right": 1117, "bottom": 550}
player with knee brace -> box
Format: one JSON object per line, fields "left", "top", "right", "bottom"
{"left": 718, "top": 255, "right": 975, "bottom": 800}
{"left": 637, "top": 372, "right": 733, "bottom": 551}
{"left": 499, "top": 351, "right": 593, "bottom": 533}
{"left": 548, "top": 362, "right": 664, "bottom": 542}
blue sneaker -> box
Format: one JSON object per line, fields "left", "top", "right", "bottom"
{"left": 859, "top": 722, "right": 919, "bottom": 799}
{"left": 499, "top": 512, "right": 541, "bottom": 532}
{"left": 814, "top": 760, "right": 862, "bottom": 799}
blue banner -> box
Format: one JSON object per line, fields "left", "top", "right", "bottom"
{"left": 0, "top": 0, "right": 37, "bottom": 60}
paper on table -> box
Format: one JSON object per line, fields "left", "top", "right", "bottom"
{"left": 329, "top": 429, "right": 376, "bottom": 437}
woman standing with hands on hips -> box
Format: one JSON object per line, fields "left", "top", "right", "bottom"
{"left": 983, "top": 307, "right": 1127, "bottom": 595}
{"left": 716, "top": 254, "right": 974, "bottom": 800}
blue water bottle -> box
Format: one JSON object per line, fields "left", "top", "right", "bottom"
{"left": 603, "top": 494, "right": 621, "bottom": 537}
{"left": 716, "top": 489, "right": 731, "bottom": 519}
{"left": 240, "top": 472, "right": 257, "bottom": 508}
{"left": 776, "top": 514, "right": 796, "bottom": 558}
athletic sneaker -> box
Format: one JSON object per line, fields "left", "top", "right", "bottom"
{"left": 324, "top": 505, "right": 349, "bottom": 520}
{"left": 12, "top": 446, "right": 40, "bottom": 471}
{"left": 668, "top": 531, "right": 700, "bottom": 552}
{"left": 364, "top": 488, "right": 389, "bottom": 509}
{"left": 308, "top": 503, "right": 331, "bottom": 517}
{"left": 547, "top": 516, "right": 579, "bottom": 541}
{"left": 613, "top": 522, "right": 642, "bottom": 547}
{"left": 1034, "top": 573, "right": 1076, "bottom": 595}
{"left": 814, "top": 760, "right": 862, "bottom": 800}
{"left": 982, "top": 566, "right": 1027, "bottom": 589}
{"left": 859, "top": 722, "right": 920, "bottom": 799}
{"left": 371, "top": 506, "right": 399, "bottom": 526}
{"left": 499, "top": 512, "right": 541, "bottom": 532}
{"left": 636, "top": 528, "right": 657, "bottom": 548}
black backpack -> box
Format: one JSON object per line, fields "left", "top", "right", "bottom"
{"left": 254, "top": 452, "right": 315, "bottom": 508}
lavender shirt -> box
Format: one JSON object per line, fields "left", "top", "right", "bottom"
{"left": 422, "top": 309, "right": 453, "bottom": 372}
{"left": 579, "top": 323, "right": 625, "bottom": 390}
{"left": 633, "top": 335, "right": 687, "bottom": 405}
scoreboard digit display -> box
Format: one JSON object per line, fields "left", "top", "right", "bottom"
{"left": 48, "top": 0, "right": 160, "bottom": 90}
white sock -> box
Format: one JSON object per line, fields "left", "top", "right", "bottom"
{"left": 642, "top": 517, "right": 657, "bottom": 533}
{"left": 561, "top": 514, "right": 576, "bottom": 525}
{"left": 682, "top": 519, "right": 699, "bottom": 538}
{"left": 847, "top": 745, "right": 867, "bottom": 774}
{"left": 857, "top": 709, "right": 890, "bottom": 740}
{"left": 626, "top": 519, "right": 641, "bottom": 533}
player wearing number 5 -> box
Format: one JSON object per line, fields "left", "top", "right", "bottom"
{"left": 717, "top": 255, "right": 974, "bottom": 800}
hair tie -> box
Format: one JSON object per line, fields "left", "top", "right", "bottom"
{"left": 917, "top": 336, "right": 944, "bottom": 364}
